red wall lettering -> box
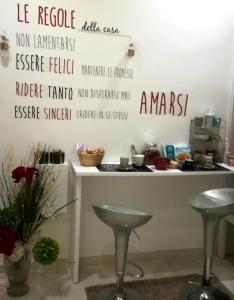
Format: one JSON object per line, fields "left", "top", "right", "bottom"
{"left": 17, "top": 3, "right": 29, "bottom": 23}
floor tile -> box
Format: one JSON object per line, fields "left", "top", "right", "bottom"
{"left": 0, "top": 261, "right": 61, "bottom": 300}
{"left": 1, "top": 250, "right": 234, "bottom": 300}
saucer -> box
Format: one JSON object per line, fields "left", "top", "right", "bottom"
{"left": 117, "top": 165, "right": 135, "bottom": 171}
{"left": 132, "top": 164, "right": 144, "bottom": 168}
{"left": 200, "top": 165, "right": 216, "bottom": 170}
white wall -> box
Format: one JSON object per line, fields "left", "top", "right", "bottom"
{"left": 1, "top": 0, "right": 234, "bottom": 160}
{"left": 1, "top": 0, "right": 234, "bottom": 258}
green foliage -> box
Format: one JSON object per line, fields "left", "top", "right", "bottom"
{"left": 33, "top": 237, "right": 59, "bottom": 265}
{"left": 0, "top": 207, "right": 20, "bottom": 229}
{"left": 12, "top": 164, "right": 59, "bottom": 242}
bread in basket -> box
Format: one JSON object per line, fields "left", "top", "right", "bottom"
{"left": 78, "top": 147, "right": 105, "bottom": 166}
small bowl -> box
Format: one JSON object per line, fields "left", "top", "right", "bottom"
{"left": 153, "top": 157, "right": 170, "bottom": 170}
{"left": 169, "top": 160, "right": 178, "bottom": 169}
{"left": 182, "top": 159, "right": 194, "bottom": 170}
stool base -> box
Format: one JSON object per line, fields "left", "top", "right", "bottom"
{"left": 94, "top": 287, "right": 143, "bottom": 300}
{"left": 179, "top": 282, "right": 231, "bottom": 300}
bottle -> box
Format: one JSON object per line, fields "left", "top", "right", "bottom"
{"left": 223, "top": 137, "right": 230, "bottom": 163}
{"left": 204, "top": 108, "right": 214, "bottom": 128}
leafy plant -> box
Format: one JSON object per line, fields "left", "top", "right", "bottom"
{"left": 0, "top": 207, "right": 20, "bottom": 229}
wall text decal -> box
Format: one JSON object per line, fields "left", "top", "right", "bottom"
{"left": 17, "top": 3, "right": 76, "bottom": 29}
{"left": 14, "top": 3, "right": 77, "bottom": 121}
{"left": 140, "top": 91, "right": 189, "bottom": 117}
{"left": 81, "top": 21, "right": 120, "bottom": 34}
{"left": 14, "top": 3, "right": 130, "bottom": 122}
{"left": 16, "top": 33, "right": 76, "bottom": 52}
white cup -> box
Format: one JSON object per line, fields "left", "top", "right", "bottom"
{"left": 132, "top": 154, "right": 145, "bottom": 167}
{"left": 120, "top": 157, "right": 129, "bottom": 168}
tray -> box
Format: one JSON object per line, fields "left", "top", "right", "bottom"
{"left": 178, "top": 163, "right": 230, "bottom": 172}
{"left": 96, "top": 164, "right": 153, "bottom": 172}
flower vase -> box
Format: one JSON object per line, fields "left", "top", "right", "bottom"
{"left": 4, "top": 246, "right": 31, "bottom": 297}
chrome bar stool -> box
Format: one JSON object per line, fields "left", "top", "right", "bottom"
{"left": 180, "top": 188, "right": 234, "bottom": 300}
{"left": 93, "top": 203, "right": 153, "bottom": 300}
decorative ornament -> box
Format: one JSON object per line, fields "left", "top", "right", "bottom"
{"left": 33, "top": 237, "right": 59, "bottom": 265}
{"left": 128, "top": 43, "right": 135, "bottom": 57}
{"left": 0, "top": 33, "right": 9, "bottom": 51}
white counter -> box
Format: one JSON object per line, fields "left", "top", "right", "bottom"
{"left": 71, "top": 161, "right": 234, "bottom": 176}
{"left": 69, "top": 162, "right": 234, "bottom": 283}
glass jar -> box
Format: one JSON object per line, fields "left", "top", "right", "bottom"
{"left": 4, "top": 245, "right": 31, "bottom": 297}
{"left": 227, "top": 154, "right": 234, "bottom": 166}
{"left": 143, "top": 143, "right": 160, "bottom": 165}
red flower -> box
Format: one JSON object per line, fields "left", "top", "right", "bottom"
{"left": 0, "top": 225, "right": 16, "bottom": 255}
{"left": 25, "top": 167, "right": 39, "bottom": 183}
{"left": 11, "top": 166, "right": 25, "bottom": 183}
{"left": 12, "top": 166, "right": 39, "bottom": 183}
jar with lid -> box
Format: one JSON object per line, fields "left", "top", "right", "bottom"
{"left": 193, "top": 150, "right": 203, "bottom": 163}
{"left": 205, "top": 149, "right": 214, "bottom": 161}
{"left": 227, "top": 154, "right": 234, "bottom": 166}
{"left": 206, "top": 148, "right": 220, "bottom": 163}
{"left": 143, "top": 142, "right": 160, "bottom": 164}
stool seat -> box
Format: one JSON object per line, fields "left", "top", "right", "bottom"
{"left": 189, "top": 188, "right": 234, "bottom": 217}
{"left": 93, "top": 203, "right": 152, "bottom": 229}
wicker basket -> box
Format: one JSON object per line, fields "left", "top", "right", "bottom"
{"left": 78, "top": 151, "right": 105, "bottom": 166}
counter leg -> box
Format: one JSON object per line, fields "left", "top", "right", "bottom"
{"left": 69, "top": 173, "right": 82, "bottom": 283}
{"left": 216, "top": 175, "right": 228, "bottom": 258}
{"left": 216, "top": 219, "right": 227, "bottom": 258}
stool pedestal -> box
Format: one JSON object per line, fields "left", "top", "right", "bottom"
{"left": 202, "top": 215, "right": 220, "bottom": 286}
{"left": 115, "top": 228, "right": 130, "bottom": 297}
{"left": 93, "top": 204, "right": 152, "bottom": 300}
{"left": 180, "top": 188, "right": 234, "bottom": 300}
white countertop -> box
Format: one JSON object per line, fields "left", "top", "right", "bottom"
{"left": 71, "top": 161, "right": 234, "bottom": 177}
